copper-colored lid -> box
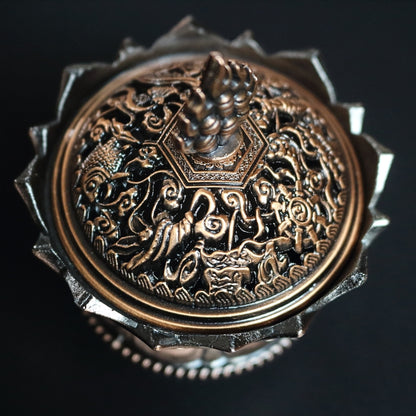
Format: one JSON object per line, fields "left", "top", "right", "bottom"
{"left": 52, "top": 51, "right": 363, "bottom": 332}
{"left": 16, "top": 18, "right": 392, "bottom": 375}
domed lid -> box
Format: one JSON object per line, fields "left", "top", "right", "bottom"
{"left": 51, "top": 49, "right": 363, "bottom": 332}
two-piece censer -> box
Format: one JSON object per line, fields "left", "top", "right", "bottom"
{"left": 16, "top": 17, "right": 393, "bottom": 379}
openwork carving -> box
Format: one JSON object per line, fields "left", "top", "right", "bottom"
{"left": 72, "top": 54, "right": 349, "bottom": 308}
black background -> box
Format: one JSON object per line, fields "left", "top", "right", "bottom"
{"left": 1, "top": 1, "right": 415, "bottom": 415}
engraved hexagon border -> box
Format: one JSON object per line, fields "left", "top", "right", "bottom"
{"left": 158, "top": 114, "right": 268, "bottom": 188}
{"left": 15, "top": 16, "right": 393, "bottom": 352}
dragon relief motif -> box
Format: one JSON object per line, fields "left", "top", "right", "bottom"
{"left": 73, "top": 55, "right": 347, "bottom": 308}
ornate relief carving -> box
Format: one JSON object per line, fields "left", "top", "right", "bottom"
{"left": 73, "top": 54, "right": 348, "bottom": 308}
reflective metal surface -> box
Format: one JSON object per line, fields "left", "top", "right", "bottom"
{"left": 15, "top": 16, "right": 393, "bottom": 377}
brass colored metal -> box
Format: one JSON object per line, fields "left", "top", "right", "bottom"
{"left": 52, "top": 54, "right": 363, "bottom": 332}
{"left": 16, "top": 17, "right": 393, "bottom": 378}
{"left": 174, "top": 51, "right": 257, "bottom": 156}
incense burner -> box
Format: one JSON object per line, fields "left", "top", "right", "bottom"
{"left": 16, "top": 17, "right": 393, "bottom": 379}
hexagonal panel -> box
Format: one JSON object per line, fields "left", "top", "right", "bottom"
{"left": 157, "top": 115, "right": 268, "bottom": 188}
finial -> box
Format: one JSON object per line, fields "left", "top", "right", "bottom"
{"left": 173, "top": 51, "right": 257, "bottom": 156}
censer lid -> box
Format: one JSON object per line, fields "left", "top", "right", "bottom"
{"left": 15, "top": 16, "right": 394, "bottom": 378}
{"left": 51, "top": 48, "right": 363, "bottom": 332}
{"left": 17, "top": 17, "right": 393, "bottom": 363}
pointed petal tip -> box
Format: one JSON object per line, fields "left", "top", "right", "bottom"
{"left": 347, "top": 104, "right": 365, "bottom": 135}
{"left": 57, "top": 62, "right": 113, "bottom": 121}
{"left": 14, "top": 175, "right": 27, "bottom": 206}
{"left": 271, "top": 48, "right": 336, "bottom": 104}
{"left": 283, "top": 48, "right": 336, "bottom": 101}
{"left": 117, "top": 37, "right": 146, "bottom": 60}
{"left": 309, "top": 52, "right": 336, "bottom": 103}
{"left": 231, "top": 29, "right": 265, "bottom": 55}
{"left": 362, "top": 210, "right": 391, "bottom": 247}
{"left": 238, "top": 29, "right": 254, "bottom": 40}
{"left": 84, "top": 297, "right": 138, "bottom": 328}
{"left": 362, "top": 134, "right": 394, "bottom": 208}
{"left": 373, "top": 211, "right": 391, "bottom": 228}
{"left": 333, "top": 103, "right": 365, "bottom": 135}
{"left": 232, "top": 29, "right": 255, "bottom": 44}
{"left": 57, "top": 65, "right": 86, "bottom": 118}
{"left": 306, "top": 253, "right": 368, "bottom": 313}
{"left": 151, "top": 16, "right": 232, "bottom": 52}
{"left": 32, "top": 233, "right": 64, "bottom": 273}
{"left": 170, "top": 15, "right": 198, "bottom": 33}
{"left": 64, "top": 272, "right": 137, "bottom": 328}
{"left": 14, "top": 170, "right": 26, "bottom": 192}
{"left": 15, "top": 159, "right": 48, "bottom": 232}
{"left": 119, "top": 37, "right": 138, "bottom": 50}
{"left": 159, "top": 15, "right": 203, "bottom": 40}
{"left": 14, "top": 158, "right": 36, "bottom": 198}
{"left": 28, "top": 124, "right": 51, "bottom": 157}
